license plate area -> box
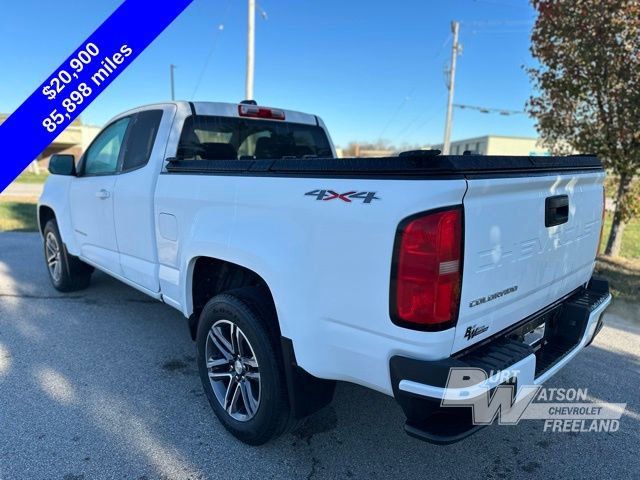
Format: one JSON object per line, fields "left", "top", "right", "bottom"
{"left": 455, "top": 285, "right": 607, "bottom": 379}
{"left": 507, "top": 305, "right": 560, "bottom": 353}
{"left": 523, "top": 323, "right": 546, "bottom": 347}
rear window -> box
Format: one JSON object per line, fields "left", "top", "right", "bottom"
{"left": 177, "top": 115, "right": 333, "bottom": 161}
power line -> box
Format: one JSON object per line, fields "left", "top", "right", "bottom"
{"left": 469, "top": 28, "right": 531, "bottom": 35}
{"left": 396, "top": 93, "right": 448, "bottom": 143}
{"left": 390, "top": 35, "right": 455, "bottom": 142}
{"left": 257, "top": 2, "right": 268, "bottom": 20}
{"left": 471, "top": 0, "right": 532, "bottom": 10}
{"left": 376, "top": 90, "right": 416, "bottom": 141}
{"left": 462, "top": 19, "right": 533, "bottom": 36}
{"left": 377, "top": 32, "right": 452, "bottom": 141}
{"left": 454, "top": 103, "right": 525, "bottom": 115}
{"left": 190, "top": 0, "right": 234, "bottom": 100}
{"left": 461, "top": 19, "right": 533, "bottom": 27}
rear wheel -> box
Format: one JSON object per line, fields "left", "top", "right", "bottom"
{"left": 43, "top": 219, "right": 93, "bottom": 292}
{"left": 205, "top": 319, "right": 262, "bottom": 421}
{"left": 196, "top": 288, "right": 290, "bottom": 445}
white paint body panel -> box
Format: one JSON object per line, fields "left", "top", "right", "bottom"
{"left": 155, "top": 174, "right": 466, "bottom": 394}
{"left": 68, "top": 174, "right": 121, "bottom": 274}
{"left": 455, "top": 172, "right": 604, "bottom": 353}
{"left": 38, "top": 101, "right": 606, "bottom": 397}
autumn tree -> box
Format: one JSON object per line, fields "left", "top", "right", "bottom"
{"left": 527, "top": 0, "right": 640, "bottom": 256}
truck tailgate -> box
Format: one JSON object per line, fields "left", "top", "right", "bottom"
{"left": 454, "top": 171, "right": 604, "bottom": 353}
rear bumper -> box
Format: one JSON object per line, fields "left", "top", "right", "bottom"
{"left": 390, "top": 277, "right": 611, "bottom": 444}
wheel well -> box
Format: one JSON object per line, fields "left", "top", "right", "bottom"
{"left": 189, "top": 257, "right": 278, "bottom": 340}
{"left": 190, "top": 257, "right": 335, "bottom": 419}
{"left": 38, "top": 206, "right": 56, "bottom": 235}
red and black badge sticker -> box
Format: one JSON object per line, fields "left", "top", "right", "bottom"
{"left": 305, "top": 190, "right": 380, "bottom": 204}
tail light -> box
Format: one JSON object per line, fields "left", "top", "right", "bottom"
{"left": 390, "top": 207, "right": 463, "bottom": 330}
{"left": 238, "top": 104, "right": 285, "bottom": 120}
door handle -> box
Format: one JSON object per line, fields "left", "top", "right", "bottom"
{"left": 96, "top": 189, "right": 111, "bottom": 200}
{"left": 545, "top": 195, "right": 569, "bottom": 227}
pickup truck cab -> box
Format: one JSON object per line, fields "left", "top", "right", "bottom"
{"left": 39, "top": 101, "right": 611, "bottom": 444}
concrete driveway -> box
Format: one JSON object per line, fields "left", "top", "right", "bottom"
{"left": 0, "top": 232, "right": 638, "bottom": 480}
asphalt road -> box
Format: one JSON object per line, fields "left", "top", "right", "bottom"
{"left": 0, "top": 232, "right": 638, "bottom": 480}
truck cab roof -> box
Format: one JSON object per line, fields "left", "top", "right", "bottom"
{"left": 114, "top": 101, "right": 320, "bottom": 126}
{"left": 190, "top": 101, "right": 320, "bottom": 126}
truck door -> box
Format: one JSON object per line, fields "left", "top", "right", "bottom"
{"left": 113, "top": 107, "right": 174, "bottom": 293}
{"left": 69, "top": 116, "right": 131, "bottom": 275}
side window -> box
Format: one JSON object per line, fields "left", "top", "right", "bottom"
{"left": 121, "top": 110, "right": 163, "bottom": 172}
{"left": 83, "top": 117, "right": 130, "bottom": 175}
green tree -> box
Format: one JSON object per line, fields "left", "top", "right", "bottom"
{"left": 527, "top": 0, "right": 640, "bottom": 256}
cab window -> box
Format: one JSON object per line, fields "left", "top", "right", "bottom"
{"left": 121, "top": 110, "right": 163, "bottom": 172}
{"left": 83, "top": 117, "right": 130, "bottom": 175}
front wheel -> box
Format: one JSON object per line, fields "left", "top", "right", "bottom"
{"left": 196, "top": 288, "right": 291, "bottom": 445}
{"left": 43, "top": 219, "right": 93, "bottom": 292}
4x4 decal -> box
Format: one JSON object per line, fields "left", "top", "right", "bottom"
{"left": 305, "top": 189, "right": 380, "bottom": 204}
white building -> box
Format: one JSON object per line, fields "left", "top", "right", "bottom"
{"left": 432, "top": 135, "right": 551, "bottom": 156}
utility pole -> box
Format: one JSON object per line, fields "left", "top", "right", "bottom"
{"left": 170, "top": 64, "right": 176, "bottom": 101}
{"left": 245, "top": 0, "right": 256, "bottom": 100}
{"left": 442, "top": 21, "right": 461, "bottom": 155}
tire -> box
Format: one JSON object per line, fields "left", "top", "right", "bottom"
{"left": 196, "top": 287, "right": 291, "bottom": 445}
{"left": 43, "top": 219, "right": 93, "bottom": 292}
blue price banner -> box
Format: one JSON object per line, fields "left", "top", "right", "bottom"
{"left": 0, "top": 0, "right": 193, "bottom": 193}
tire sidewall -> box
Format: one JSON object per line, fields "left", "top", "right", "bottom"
{"left": 196, "top": 293, "right": 287, "bottom": 445}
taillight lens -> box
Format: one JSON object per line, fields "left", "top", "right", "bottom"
{"left": 391, "top": 207, "right": 463, "bottom": 330}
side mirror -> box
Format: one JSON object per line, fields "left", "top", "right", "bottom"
{"left": 48, "top": 154, "right": 76, "bottom": 176}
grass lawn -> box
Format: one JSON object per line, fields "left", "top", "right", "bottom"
{"left": 595, "top": 256, "right": 640, "bottom": 303}
{"left": 599, "top": 213, "right": 640, "bottom": 259}
{"left": 0, "top": 198, "right": 38, "bottom": 232}
{"left": 14, "top": 171, "right": 49, "bottom": 184}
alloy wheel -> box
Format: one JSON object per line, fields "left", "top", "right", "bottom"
{"left": 45, "top": 232, "right": 62, "bottom": 283}
{"left": 205, "top": 319, "right": 261, "bottom": 421}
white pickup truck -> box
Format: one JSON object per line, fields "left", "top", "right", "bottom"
{"left": 39, "top": 101, "right": 611, "bottom": 445}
